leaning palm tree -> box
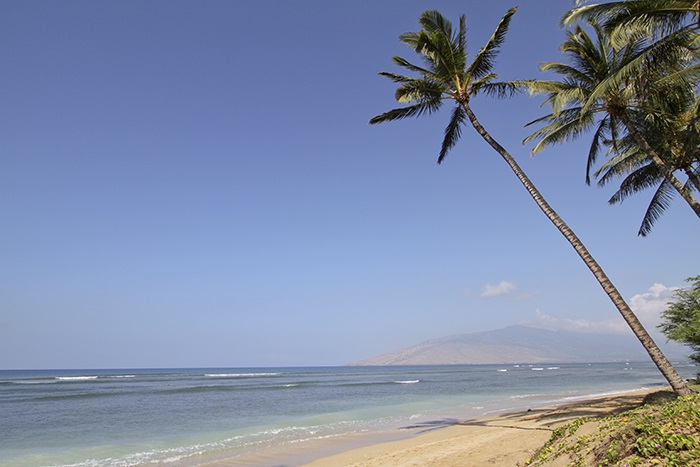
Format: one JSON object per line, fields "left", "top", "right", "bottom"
{"left": 524, "top": 22, "right": 700, "bottom": 223}
{"left": 370, "top": 8, "right": 690, "bottom": 395}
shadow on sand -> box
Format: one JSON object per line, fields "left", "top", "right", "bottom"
{"left": 398, "top": 390, "right": 675, "bottom": 435}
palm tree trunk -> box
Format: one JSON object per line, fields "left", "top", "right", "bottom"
{"left": 462, "top": 102, "right": 691, "bottom": 396}
{"left": 618, "top": 112, "right": 700, "bottom": 219}
{"left": 684, "top": 167, "right": 700, "bottom": 194}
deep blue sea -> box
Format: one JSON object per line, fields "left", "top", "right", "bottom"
{"left": 1, "top": 362, "right": 696, "bottom": 466}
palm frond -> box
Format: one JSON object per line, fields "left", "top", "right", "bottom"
{"left": 595, "top": 147, "right": 657, "bottom": 185}
{"left": 466, "top": 7, "right": 518, "bottom": 81}
{"left": 524, "top": 107, "right": 595, "bottom": 154}
{"left": 609, "top": 163, "right": 665, "bottom": 201}
{"left": 561, "top": 2, "right": 628, "bottom": 27}
{"left": 551, "top": 87, "right": 589, "bottom": 116}
{"left": 393, "top": 78, "right": 444, "bottom": 104}
{"left": 586, "top": 116, "right": 611, "bottom": 184}
{"left": 419, "top": 10, "right": 454, "bottom": 39}
{"left": 637, "top": 179, "right": 676, "bottom": 236}
{"left": 377, "top": 71, "right": 416, "bottom": 84}
{"left": 369, "top": 100, "right": 442, "bottom": 125}
{"left": 391, "top": 56, "right": 438, "bottom": 78}
{"left": 656, "top": 63, "right": 700, "bottom": 88}
{"left": 438, "top": 105, "right": 467, "bottom": 163}
{"left": 540, "top": 61, "right": 596, "bottom": 87}
{"left": 457, "top": 14, "right": 467, "bottom": 56}
{"left": 474, "top": 80, "right": 528, "bottom": 99}
{"left": 398, "top": 31, "right": 421, "bottom": 49}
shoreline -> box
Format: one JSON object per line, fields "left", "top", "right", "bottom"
{"left": 199, "top": 386, "right": 666, "bottom": 466}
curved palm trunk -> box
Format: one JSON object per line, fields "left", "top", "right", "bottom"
{"left": 462, "top": 102, "right": 691, "bottom": 396}
{"left": 685, "top": 167, "right": 700, "bottom": 194}
{"left": 618, "top": 112, "right": 700, "bottom": 219}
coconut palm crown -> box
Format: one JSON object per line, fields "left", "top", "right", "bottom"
{"left": 523, "top": 21, "right": 700, "bottom": 227}
{"left": 369, "top": 8, "right": 521, "bottom": 163}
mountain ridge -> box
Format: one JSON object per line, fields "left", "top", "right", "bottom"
{"left": 350, "top": 325, "right": 687, "bottom": 365}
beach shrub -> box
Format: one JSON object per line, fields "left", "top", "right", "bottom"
{"left": 658, "top": 276, "right": 700, "bottom": 373}
{"left": 526, "top": 391, "right": 700, "bottom": 466}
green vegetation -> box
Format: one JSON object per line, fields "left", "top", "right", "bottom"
{"left": 526, "top": 387, "right": 700, "bottom": 466}
{"left": 526, "top": 0, "right": 700, "bottom": 236}
{"left": 659, "top": 276, "right": 700, "bottom": 369}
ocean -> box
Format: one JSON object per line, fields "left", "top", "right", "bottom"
{"left": 1, "top": 362, "right": 696, "bottom": 466}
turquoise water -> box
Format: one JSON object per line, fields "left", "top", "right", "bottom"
{"left": 1, "top": 362, "right": 695, "bottom": 466}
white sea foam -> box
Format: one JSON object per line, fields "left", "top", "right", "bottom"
{"left": 547, "top": 367, "right": 560, "bottom": 370}
{"left": 205, "top": 373, "right": 280, "bottom": 377}
{"left": 510, "top": 393, "right": 546, "bottom": 399}
{"left": 497, "top": 369, "right": 508, "bottom": 372}
{"left": 531, "top": 368, "right": 544, "bottom": 371}
{"left": 394, "top": 380, "right": 419, "bottom": 384}
{"left": 55, "top": 376, "right": 99, "bottom": 381}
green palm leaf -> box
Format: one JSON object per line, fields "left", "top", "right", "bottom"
{"left": 467, "top": 7, "right": 518, "bottom": 82}
{"left": 637, "top": 179, "right": 676, "bottom": 236}
{"left": 438, "top": 105, "right": 467, "bottom": 163}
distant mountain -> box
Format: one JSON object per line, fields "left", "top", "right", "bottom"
{"left": 350, "top": 325, "right": 688, "bottom": 365}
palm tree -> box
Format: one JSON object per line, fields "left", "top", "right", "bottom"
{"left": 524, "top": 22, "right": 700, "bottom": 225}
{"left": 562, "top": 0, "right": 700, "bottom": 198}
{"left": 594, "top": 101, "right": 700, "bottom": 235}
{"left": 370, "top": 9, "right": 690, "bottom": 395}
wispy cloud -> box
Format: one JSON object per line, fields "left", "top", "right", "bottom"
{"left": 481, "top": 280, "right": 516, "bottom": 299}
{"left": 522, "top": 283, "right": 680, "bottom": 335}
{"left": 524, "top": 308, "right": 627, "bottom": 334}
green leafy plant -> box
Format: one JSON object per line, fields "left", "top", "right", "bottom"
{"left": 526, "top": 392, "right": 700, "bottom": 466}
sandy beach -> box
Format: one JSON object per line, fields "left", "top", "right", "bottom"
{"left": 200, "top": 387, "right": 663, "bottom": 466}
{"left": 298, "top": 388, "right": 662, "bottom": 467}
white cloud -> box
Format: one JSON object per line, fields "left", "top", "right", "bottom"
{"left": 481, "top": 280, "right": 516, "bottom": 299}
{"left": 629, "top": 283, "right": 678, "bottom": 328}
{"left": 522, "top": 282, "right": 680, "bottom": 335}
{"left": 524, "top": 308, "right": 628, "bottom": 334}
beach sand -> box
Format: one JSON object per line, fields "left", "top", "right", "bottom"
{"left": 203, "top": 387, "right": 663, "bottom": 466}
{"left": 300, "top": 388, "right": 663, "bottom": 467}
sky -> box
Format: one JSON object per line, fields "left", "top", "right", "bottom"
{"left": 2, "top": 1, "right": 699, "bottom": 369}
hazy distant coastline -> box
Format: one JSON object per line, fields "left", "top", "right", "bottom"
{"left": 350, "top": 325, "right": 689, "bottom": 366}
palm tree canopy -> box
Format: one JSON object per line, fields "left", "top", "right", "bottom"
{"left": 524, "top": 15, "right": 700, "bottom": 233}
{"left": 564, "top": 0, "right": 699, "bottom": 47}
{"left": 523, "top": 23, "right": 642, "bottom": 181}
{"left": 369, "top": 7, "right": 522, "bottom": 163}
{"left": 563, "top": 1, "right": 700, "bottom": 116}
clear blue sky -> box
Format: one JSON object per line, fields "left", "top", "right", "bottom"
{"left": 2, "top": 1, "right": 698, "bottom": 369}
